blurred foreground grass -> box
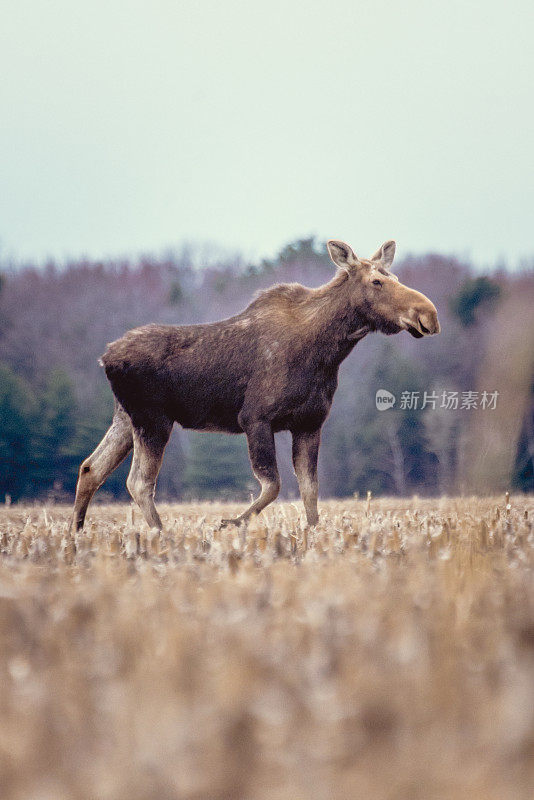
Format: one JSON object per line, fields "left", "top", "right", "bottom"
{"left": 1, "top": 496, "right": 534, "bottom": 800}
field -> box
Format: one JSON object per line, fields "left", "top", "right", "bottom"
{"left": 1, "top": 496, "right": 533, "bottom": 800}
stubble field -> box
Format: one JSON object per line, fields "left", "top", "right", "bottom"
{"left": 1, "top": 496, "right": 533, "bottom": 800}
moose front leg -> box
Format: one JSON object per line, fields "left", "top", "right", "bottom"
{"left": 221, "top": 420, "right": 280, "bottom": 527}
{"left": 292, "top": 428, "right": 321, "bottom": 526}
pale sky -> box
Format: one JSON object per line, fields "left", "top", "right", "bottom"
{"left": 1, "top": 0, "right": 533, "bottom": 268}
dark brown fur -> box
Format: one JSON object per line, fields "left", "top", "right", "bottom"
{"left": 71, "top": 240, "right": 440, "bottom": 531}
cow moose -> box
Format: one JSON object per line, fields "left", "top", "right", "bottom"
{"left": 71, "top": 239, "right": 440, "bottom": 532}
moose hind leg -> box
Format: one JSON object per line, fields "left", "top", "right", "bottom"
{"left": 222, "top": 421, "right": 280, "bottom": 526}
{"left": 72, "top": 404, "right": 133, "bottom": 533}
{"left": 292, "top": 428, "right": 321, "bottom": 526}
{"left": 126, "top": 416, "right": 173, "bottom": 530}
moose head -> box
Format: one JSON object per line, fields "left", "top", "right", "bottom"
{"left": 327, "top": 239, "right": 440, "bottom": 339}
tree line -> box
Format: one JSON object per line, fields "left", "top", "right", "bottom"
{"left": 0, "top": 238, "right": 532, "bottom": 501}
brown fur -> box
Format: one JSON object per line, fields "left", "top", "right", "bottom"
{"left": 71, "top": 240, "right": 440, "bottom": 531}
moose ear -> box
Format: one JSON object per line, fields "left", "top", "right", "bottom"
{"left": 370, "top": 240, "right": 396, "bottom": 268}
{"left": 327, "top": 240, "right": 359, "bottom": 270}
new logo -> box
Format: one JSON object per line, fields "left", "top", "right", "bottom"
{"left": 375, "top": 389, "right": 396, "bottom": 410}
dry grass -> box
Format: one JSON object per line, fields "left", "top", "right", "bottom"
{"left": 1, "top": 495, "right": 534, "bottom": 800}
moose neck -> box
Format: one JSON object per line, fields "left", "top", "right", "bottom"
{"left": 302, "top": 276, "right": 370, "bottom": 367}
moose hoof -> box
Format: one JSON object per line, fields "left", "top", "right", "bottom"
{"left": 219, "top": 517, "right": 245, "bottom": 529}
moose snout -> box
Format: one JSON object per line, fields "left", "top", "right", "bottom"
{"left": 416, "top": 307, "right": 440, "bottom": 335}
{"left": 399, "top": 299, "right": 440, "bottom": 338}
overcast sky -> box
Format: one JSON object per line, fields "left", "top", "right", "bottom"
{"left": 1, "top": 0, "right": 533, "bottom": 268}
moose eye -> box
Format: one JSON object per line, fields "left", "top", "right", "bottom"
{"left": 372, "top": 279, "right": 382, "bottom": 287}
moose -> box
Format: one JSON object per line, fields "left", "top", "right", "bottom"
{"left": 71, "top": 239, "right": 440, "bottom": 533}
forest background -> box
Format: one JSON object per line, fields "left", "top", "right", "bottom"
{"left": 1, "top": 236, "right": 532, "bottom": 503}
